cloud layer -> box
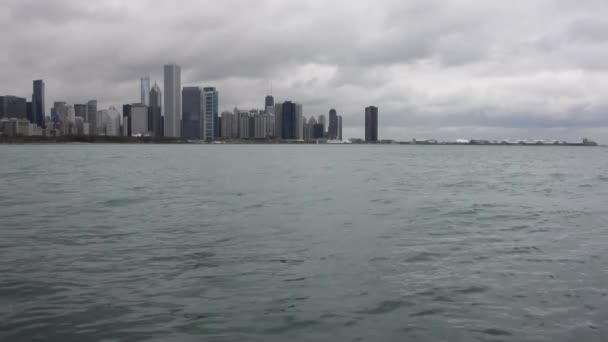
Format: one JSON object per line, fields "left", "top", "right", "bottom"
{"left": 2, "top": 0, "right": 608, "bottom": 142}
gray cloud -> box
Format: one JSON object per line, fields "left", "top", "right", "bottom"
{"left": 2, "top": 0, "right": 608, "bottom": 142}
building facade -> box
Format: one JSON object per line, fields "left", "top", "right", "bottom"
{"left": 0, "top": 96, "right": 27, "bottom": 120}
{"left": 140, "top": 76, "right": 150, "bottom": 106}
{"left": 74, "top": 104, "right": 87, "bottom": 119}
{"left": 149, "top": 83, "right": 162, "bottom": 137}
{"left": 328, "top": 109, "right": 338, "bottom": 139}
{"left": 203, "top": 87, "right": 218, "bottom": 139}
{"left": 365, "top": 106, "right": 378, "bottom": 142}
{"left": 265, "top": 95, "right": 274, "bottom": 114}
{"left": 182, "top": 87, "right": 204, "bottom": 140}
{"left": 274, "top": 101, "right": 303, "bottom": 140}
{"left": 318, "top": 115, "right": 326, "bottom": 137}
{"left": 220, "top": 111, "right": 237, "bottom": 139}
{"left": 87, "top": 100, "right": 97, "bottom": 135}
{"left": 164, "top": 64, "right": 182, "bottom": 138}
{"left": 237, "top": 109, "right": 251, "bottom": 139}
{"left": 122, "top": 104, "right": 132, "bottom": 136}
{"left": 96, "top": 106, "right": 121, "bottom": 136}
{"left": 32, "top": 80, "right": 45, "bottom": 128}
{"left": 130, "top": 103, "right": 149, "bottom": 136}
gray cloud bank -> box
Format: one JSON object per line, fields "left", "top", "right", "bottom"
{"left": 2, "top": 0, "right": 608, "bottom": 142}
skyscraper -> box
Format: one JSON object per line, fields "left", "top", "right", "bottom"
{"left": 164, "top": 64, "right": 182, "bottom": 138}
{"left": 149, "top": 83, "right": 162, "bottom": 137}
{"left": 87, "top": 100, "right": 97, "bottom": 135}
{"left": 220, "top": 111, "right": 238, "bottom": 139}
{"left": 122, "top": 104, "right": 132, "bottom": 136}
{"left": 265, "top": 95, "right": 274, "bottom": 114}
{"left": 318, "top": 115, "right": 326, "bottom": 136}
{"left": 203, "top": 87, "right": 219, "bottom": 139}
{"left": 296, "top": 104, "right": 303, "bottom": 140}
{"left": 51, "top": 101, "right": 66, "bottom": 131}
{"left": 52, "top": 102, "right": 74, "bottom": 135}
{"left": 32, "top": 80, "right": 45, "bottom": 128}
{"left": 338, "top": 115, "right": 343, "bottom": 140}
{"left": 182, "top": 87, "right": 204, "bottom": 140}
{"left": 274, "top": 102, "right": 283, "bottom": 138}
{"left": 0, "top": 96, "right": 27, "bottom": 119}
{"left": 130, "top": 103, "right": 149, "bottom": 136}
{"left": 140, "top": 76, "right": 150, "bottom": 106}
{"left": 365, "top": 106, "right": 378, "bottom": 142}
{"left": 280, "top": 101, "right": 297, "bottom": 140}
{"left": 328, "top": 109, "right": 338, "bottom": 139}
{"left": 74, "top": 104, "right": 87, "bottom": 119}
{"left": 96, "top": 106, "right": 121, "bottom": 136}
{"left": 237, "top": 109, "right": 251, "bottom": 139}
{"left": 26, "top": 102, "right": 33, "bottom": 123}
{"left": 304, "top": 116, "right": 316, "bottom": 142}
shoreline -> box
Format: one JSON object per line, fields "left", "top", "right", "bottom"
{"left": 0, "top": 136, "right": 601, "bottom": 146}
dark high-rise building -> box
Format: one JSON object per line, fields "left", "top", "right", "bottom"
{"left": 313, "top": 123, "right": 325, "bottom": 139}
{"left": 32, "top": 80, "right": 45, "bottom": 128}
{"left": 281, "top": 101, "right": 297, "bottom": 140}
{"left": 26, "top": 102, "right": 33, "bottom": 123}
{"left": 74, "top": 104, "right": 87, "bottom": 119}
{"left": 365, "top": 106, "right": 378, "bottom": 142}
{"left": 265, "top": 95, "right": 274, "bottom": 113}
{"left": 149, "top": 83, "right": 162, "bottom": 137}
{"left": 249, "top": 116, "right": 255, "bottom": 138}
{"left": 0, "top": 96, "right": 27, "bottom": 119}
{"left": 181, "top": 87, "right": 204, "bottom": 140}
{"left": 328, "top": 109, "right": 338, "bottom": 139}
{"left": 87, "top": 100, "right": 98, "bottom": 135}
{"left": 122, "top": 104, "right": 132, "bottom": 137}
{"left": 338, "top": 115, "right": 343, "bottom": 140}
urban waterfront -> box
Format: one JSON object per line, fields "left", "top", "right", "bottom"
{"left": 1, "top": 145, "right": 608, "bottom": 341}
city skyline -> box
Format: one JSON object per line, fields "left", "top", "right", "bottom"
{"left": 3, "top": 1, "right": 608, "bottom": 142}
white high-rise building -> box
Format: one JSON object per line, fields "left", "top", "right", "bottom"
{"left": 266, "top": 114, "right": 275, "bottom": 138}
{"left": 95, "top": 108, "right": 121, "bottom": 136}
{"left": 53, "top": 102, "right": 75, "bottom": 135}
{"left": 235, "top": 108, "right": 251, "bottom": 139}
{"left": 131, "top": 104, "right": 149, "bottom": 136}
{"left": 106, "top": 106, "right": 121, "bottom": 136}
{"left": 140, "top": 76, "right": 150, "bottom": 106}
{"left": 96, "top": 109, "right": 108, "bottom": 135}
{"left": 164, "top": 64, "right": 181, "bottom": 138}
{"left": 254, "top": 112, "right": 272, "bottom": 139}
{"left": 220, "top": 111, "right": 236, "bottom": 139}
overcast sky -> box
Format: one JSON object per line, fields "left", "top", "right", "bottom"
{"left": 2, "top": 0, "right": 608, "bottom": 142}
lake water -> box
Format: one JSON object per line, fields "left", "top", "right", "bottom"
{"left": 1, "top": 145, "right": 607, "bottom": 341}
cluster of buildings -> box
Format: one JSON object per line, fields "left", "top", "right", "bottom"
{"left": 1, "top": 64, "right": 387, "bottom": 142}
{"left": 0, "top": 81, "right": 46, "bottom": 136}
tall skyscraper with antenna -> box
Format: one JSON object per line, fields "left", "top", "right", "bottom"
{"left": 265, "top": 82, "right": 274, "bottom": 114}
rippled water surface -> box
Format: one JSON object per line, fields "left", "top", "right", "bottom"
{"left": 1, "top": 144, "right": 608, "bottom": 341}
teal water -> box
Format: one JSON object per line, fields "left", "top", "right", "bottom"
{"left": 1, "top": 145, "right": 607, "bottom": 341}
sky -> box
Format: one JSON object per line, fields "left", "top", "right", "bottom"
{"left": 2, "top": 0, "right": 608, "bottom": 142}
